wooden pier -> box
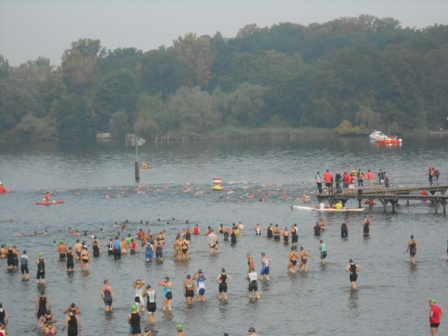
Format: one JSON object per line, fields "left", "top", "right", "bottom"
{"left": 317, "top": 185, "right": 448, "bottom": 214}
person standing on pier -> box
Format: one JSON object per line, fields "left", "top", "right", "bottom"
{"left": 428, "top": 167, "right": 434, "bottom": 186}
{"left": 315, "top": 171, "right": 323, "bottom": 194}
{"left": 324, "top": 170, "right": 333, "bottom": 194}
{"left": 365, "top": 169, "right": 374, "bottom": 190}
{"left": 335, "top": 171, "right": 342, "bottom": 193}
{"left": 406, "top": 235, "right": 418, "bottom": 265}
{"left": 378, "top": 169, "right": 385, "bottom": 189}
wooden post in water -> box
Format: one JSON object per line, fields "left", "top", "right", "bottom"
{"left": 135, "top": 161, "right": 140, "bottom": 182}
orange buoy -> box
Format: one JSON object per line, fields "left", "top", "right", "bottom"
{"left": 212, "top": 177, "right": 222, "bottom": 191}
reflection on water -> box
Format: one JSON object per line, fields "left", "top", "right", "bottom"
{"left": 0, "top": 138, "right": 447, "bottom": 335}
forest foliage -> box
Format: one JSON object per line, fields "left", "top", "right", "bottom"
{"left": 1, "top": 15, "right": 448, "bottom": 142}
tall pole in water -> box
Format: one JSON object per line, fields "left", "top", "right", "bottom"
{"left": 135, "top": 135, "right": 140, "bottom": 182}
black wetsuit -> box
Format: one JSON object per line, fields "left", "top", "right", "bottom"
{"left": 67, "top": 314, "right": 78, "bottom": 336}
{"left": 267, "top": 227, "right": 273, "bottom": 238}
{"left": 37, "top": 296, "right": 47, "bottom": 318}
{"left": 349, "top": 263, "right": 358, "bottom": 282}
{"left": 341, "top": 223, "right": 348, "bottom": 238}
{"left": 66, "top": 251, "right": 74, "bottom": 269}
{"left": 314, "top": 225, "right": 321, "bottom": 236}
{"left": 219, "top": 273, "right": 228, "bottom": 293}
{"left": 230, "top": 231, "right": 237, "bottom": 245}
{"left": 92, "top": 243, "right": 100, "bottom": 257}
{"left": 129, "top": 312, "right": 141, "bottom": 334}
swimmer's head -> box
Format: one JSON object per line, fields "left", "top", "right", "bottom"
{"left": 221, "top": 268, "right": 225, "bottom": 272}
{"left": 104, "top": 279, "right": 109, "bottom": 284}
{"left": 131, "top": 304, "right": 137, "bottom": 311}
{"left": 164, "top": 276, "right": 169, "bottom": 281}
{"left": 146, "top": 284, "right": 151, "bottom": 289}
{"left": 198, "top": 269, "right": 202, "bottom": 273}
{"left": 300, "top": 246, "right": 303, "bottom": 250}
{"left": 430, "top": 298, "right": 437, "bottom": 303}
{"left": 7, "top": 244, "right": 11, "bottom": 247}
{"left": 60, "top": 240, "right": 64, "bottom": 244}
{"left": 349, "top": 259, "right": 353, "bottom": 263}
{"left": 39, "top": 252, "right": 43, "bottom": 257}
{"left": 248, "top": 327, "right": 256, "bottom": 333}
{"left": 410, "top": 235, "right": 414, "bottom": 239}
{"left": 23, "top": 250, "right": 26, "bottom": 254}
{"left": 261, "top": 252, "right": 265, "bottom": 256}
{"left": 177, "top": 324, "right": 183, "bottom": 331}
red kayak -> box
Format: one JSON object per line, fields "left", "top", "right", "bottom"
{"left": 36, "top": 200, "right": 64, "bottom": 205}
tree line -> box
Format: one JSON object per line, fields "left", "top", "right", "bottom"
{"left": 1, "top": 15, "right": 447, "bottom": 142}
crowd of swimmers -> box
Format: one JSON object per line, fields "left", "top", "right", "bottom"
{"left": 1, "top": 215, "right": 447, "bottom": 336}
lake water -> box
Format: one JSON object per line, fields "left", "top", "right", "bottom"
{"left": 0, "top": 137, "right": 447, "bottom": 335}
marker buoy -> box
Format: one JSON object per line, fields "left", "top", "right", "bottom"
{"left": 212, "top": 177, "right": 222, "bottom": 191}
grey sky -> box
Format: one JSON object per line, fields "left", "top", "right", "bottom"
{"left": 1, "top": 0, "right": 447, "bottom": 66}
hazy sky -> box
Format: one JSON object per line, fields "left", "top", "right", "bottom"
{"left": 1, "top": 0, "right": 447, "bottom": 66}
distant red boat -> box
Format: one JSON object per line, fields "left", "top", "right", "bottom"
{"left": 374, "top": 136, "right": 402, "bottom": 145}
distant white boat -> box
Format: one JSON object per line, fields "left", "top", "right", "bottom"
{"left": 369, "top": 130, "right": 388, "bottom": 140}
{"left": 291, "top": 205, "right": 365, "bottom": 212}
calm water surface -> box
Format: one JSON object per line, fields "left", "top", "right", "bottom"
{"left": 0, "top": 137, "right": 447, "bottom": 335}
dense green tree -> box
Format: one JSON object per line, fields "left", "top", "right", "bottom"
{"left": 109, "top": 110, "right": 130, "bottom": 139}
{"left": 172, "top": 33, "right": 215, "bottom": 88}
{"left": 140, "top": 47, "right": 187, "bottom": 98}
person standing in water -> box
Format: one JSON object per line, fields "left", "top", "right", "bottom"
{"left": 345, "top": 259, "right": 361, "bottom": 289}
{"left": 260, "top": 252, "right": 272, "bottom": 281}
{"left": 319, "top": 240, "right": 327, "bottom": 265}
{"left": 101, "top": 279, "right": 115, "bottom": 312}
{"left": 406, "top": 235, "right": 418, "bottom": 265}
{"left": 429, "top": 298, "right": 444, "bottom": 336}
{"left": 36, "top": 253, "right": 45, "bottom": 284}
{"left": 66, "top": 247, "right": 75, "bottom": 273}
{"left": 183, "top": 275, "right": 196, "bottom": 306}
{"left": 61, "top": 308, "right": 82, "bottom": 335}
{"left": 133, "top": 280, "right": 145, "bottom": 313}
{"left": 216, "top": 268, "right": 232, "bottom": 301}
{"left": 35, "top": 291, "right": 50, "bottom": 328}
{"left": 128, "top": 304, "right": 141, "bottom": 336}
{"left": 158, "top": 277, "right": 173, "bottom": 312}
{"left": 80, "top": 246, "right": 89, "bottom": 272}
{"left": 142, "top": 284, "right": 156, "bottom": 324}
{"left": 20, "top": 250, "right": 30, "bottom": 280}
{"left": 193, "top": 269, "right": 206, "bottom": 302}
{"left": 207, "top": 229, "right": 219, "bottom": 255}
{"left": 291, "top": 224, "right": 299, "bottom": 249}
{"left": 298, "top": 246, "right": 313, "bottom": 272}
{"left": 341, "top": 222, "right": 348, "bottom": 238}
{"left": 363, "top": 216, "right": 371, "bottom": 237}
{"left": 247, "top": 268, "right": 261, "bottom": 300}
